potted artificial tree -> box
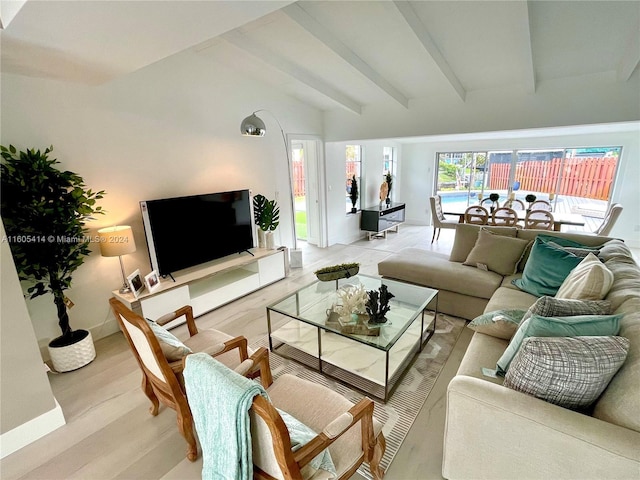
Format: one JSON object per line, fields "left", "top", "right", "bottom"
{"left": 0, "top": 145, "right": 105, "bottom": 372}
{"left": 254, "top": 194, "right": 279, "bottom": 250}
{"left": 350, "top": 175, "right": 358, "bottom": 213}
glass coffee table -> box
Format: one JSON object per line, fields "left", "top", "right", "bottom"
{"left": 266, "top": 275, "right": 438, "bottom": 401}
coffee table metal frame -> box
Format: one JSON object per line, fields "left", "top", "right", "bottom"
{"left": 266, "top": 275, "right": 438, "bottom": 401}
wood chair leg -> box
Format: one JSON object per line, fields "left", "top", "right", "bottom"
{"left": 369, "top": 433, "right": 386, "bottom": 480}
{"left": 142, "top": 374, "right": 160, "bottom": 416}
{"left": 177, "top": 411, "right": 198, "bottom": 461}
{"left": 431, "top": 227, "right": 438, "bottom": 243}
{"left": 436, "top": 228, "right": 442, "bottom": 240}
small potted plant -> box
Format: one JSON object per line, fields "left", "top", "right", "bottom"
{"left": 489, "top": 193, "right": 500, "bottom": 213}
{"left": 349, "top": 175, "right": 358, "bottom": 213}
{"left": 253, "top": 194, "right": 268, "bottom": 248}
{"left": 261, "top": 197, "right": 279, "bottom": 250}
{"left": 1, "top": 145, "right": 105, "bottom": 372}
{"left": 525, "top": 194, "right": 537, "bottom": 211}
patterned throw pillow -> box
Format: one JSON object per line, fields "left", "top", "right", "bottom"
{"left": 522, "top": 296, "right": 612, "bottom": 322}
{"left": 504, "top": 336, "right": 629, "bottom": 410}
{"left": 467, "top": 309, "right": 527, "bottom": 340}
{"left": 556, "top": 253, "right": 614, "bottom": 300}
{"left": 146, "top": 319, "right": 192, "bottom": 361}
{"left": 496, "top": 313, "right": 622, "bottom": 374}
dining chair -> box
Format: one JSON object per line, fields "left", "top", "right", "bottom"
{"left": 594, "top": 203, "right": 623, "bottom": 236}
{"left": 529, "top": 200, "right": 552, "bottom": 211}
{"left": 491, "top": 207, "right": 519, "bottom": 226}
{"left": 109, "top": 298, "right": 256, "bottom": 461}
{"left": 429, "top": 195, "right": 458, "bottom": 243}
{"left": 503, "top": 199, "right": 525, "bottom": 210}
{"left": 464, "top": 205, "right": 489, "bottom": 225}
{"left": 183, "top": 350, "right": 387, "bottom": 480}
{"left": 480, "top": 197, "right": 500, "bottom": 212}
{"left": 524, "top": 209, "right": 554, "bottom": 230}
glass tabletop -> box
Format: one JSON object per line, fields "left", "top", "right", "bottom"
{"left": 267, "top": 274, "right": 438, "bottom": 351}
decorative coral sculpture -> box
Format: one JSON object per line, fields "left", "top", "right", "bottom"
{"left": 366, "top": 285, "right": 395, "bottom": 324}
{"left": 337, "top": 284, "right": 368, "bottom": 316}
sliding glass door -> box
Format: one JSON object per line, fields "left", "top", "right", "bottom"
{"left": 437, "top": 147, "right": 621, "bottom": 231}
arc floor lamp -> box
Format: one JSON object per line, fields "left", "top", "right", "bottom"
{"left": 240, "top": 110, "right": 303, "bottom": 268}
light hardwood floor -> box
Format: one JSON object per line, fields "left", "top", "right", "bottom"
{"left": 2, "top": 225, "right": 469, "bottom": 480}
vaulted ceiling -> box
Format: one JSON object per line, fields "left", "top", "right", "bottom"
{"left": 2, "top": 0, "right": 639, "bottom": 116}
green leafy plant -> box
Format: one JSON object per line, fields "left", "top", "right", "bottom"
{"left": 0, "top": 145, "right": 105, "bottom": 346}
{"left": 489, "top": 193, "right": 500, "bottom": 202}
{"left": 525, "top": 194, "right": 537, "bottom": 203}
{"left": 253, "top": 194, "right": 279, "bottom": 231}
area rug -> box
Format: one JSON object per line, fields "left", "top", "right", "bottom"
{"left": 251, "top": 312, "right": 466, "bottom": 479}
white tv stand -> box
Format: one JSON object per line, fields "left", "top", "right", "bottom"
{"left": 112, "top": 248, "right": 287, "bottom": 325}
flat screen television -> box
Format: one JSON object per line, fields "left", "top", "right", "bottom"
{"left": 140, "top": 189, "right": 254, "bottom": 277}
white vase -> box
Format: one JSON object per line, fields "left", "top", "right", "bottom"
{"left": 265, "top": 231, "right": 275, "bottom": 250}
{"left": 257, "top": 228, "right": 266, "bottom": 248}
{"left": 48, "top": 330, "right": 96, "bottom": 372}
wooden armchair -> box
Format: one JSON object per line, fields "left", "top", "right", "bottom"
{"left": 491, "top": 207, "right": 519, "bottom": 226}
{"left": 524, "top": 209, "right": 554, "bottom": 230}
{"left": 109, "top": 298, "right": 254, "bottom": 461}
{"left": 184, "top": 350, "right": 386, "bottom": 480}
{"left": 464, "top": 205, "right": 489, "bottom": 225}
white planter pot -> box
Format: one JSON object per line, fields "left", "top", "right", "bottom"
{"left": 257, "top": 228, "right": 266, "bottom": 248}
{"left": 265, "top": 231, "right": 275, "bottom": 250}
{"left": 48, "top": 330, "right": 96, "bottom": 372}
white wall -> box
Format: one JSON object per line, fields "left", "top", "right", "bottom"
{"left": 324, "top": 139, "right": 402, "bottom": 245}
{"left": 1, "top": 48, "right": 323, "bottom": 347}
{"left": 400, "top": 124, "right": 640, "bottom": 247}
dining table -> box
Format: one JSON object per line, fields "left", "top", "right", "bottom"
{"left": 443, "top": 208, "right": 586, "bottom": 232}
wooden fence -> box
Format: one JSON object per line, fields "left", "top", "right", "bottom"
{"left": 489, "top": 157, "right": 617, "bottom": 200}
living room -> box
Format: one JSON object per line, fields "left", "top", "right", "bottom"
{"left": 1, "top": 1, "right": 639, "bottom": 479}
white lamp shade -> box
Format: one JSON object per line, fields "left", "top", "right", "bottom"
{"left": 98, "top": 226, "right": 136, "bottom": 257}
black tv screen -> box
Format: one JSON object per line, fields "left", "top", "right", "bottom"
{"left": 140, "top": 189, "right": 254, "bottom": 276}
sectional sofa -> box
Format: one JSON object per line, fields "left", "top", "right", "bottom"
{"left": 378, "top": 223, "right": 640, "bottom": 479}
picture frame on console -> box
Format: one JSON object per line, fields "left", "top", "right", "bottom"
{"left": 127, "top": 269, "right": 145, "bottom": 298}
{"left": 144, "top": 270, "right": 160, "bottom": 293}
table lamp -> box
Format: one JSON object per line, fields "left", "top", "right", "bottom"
{"left": 98, "top": 226, "right": 137, "bottom": 293}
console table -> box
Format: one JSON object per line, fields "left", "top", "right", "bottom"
{"left": 360, "top": 202, "right": 406, "bottom": 240}
{"left": 112, "top": 248, "right": 286, "bottom": 327}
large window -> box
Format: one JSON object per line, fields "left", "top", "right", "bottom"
{"left": 346, "top": 145, "right": 362, "bottom": 213}
{"left": 435, "top": 147, "right": 621, "bottom": 231}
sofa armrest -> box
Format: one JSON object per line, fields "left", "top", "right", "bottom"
{"left": 443, "top": 375, "right": 640, "bottom": 480}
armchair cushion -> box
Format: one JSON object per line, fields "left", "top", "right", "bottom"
{"left": 277, "top": 409, "right": 337, "bottom": 479}
{"left": 146, "top": 318, "right": 192, "bottom": 361}
{"left": 267, "top": 374, "right": 383, "bottom": 478}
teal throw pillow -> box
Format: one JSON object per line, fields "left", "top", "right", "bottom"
{"left": 536, "top": 234, "right": 595, "bottom": 249}
{"left": 146, "top": 318, "right": 192, "bottom": 361}
{"left": 496, "top": 313, "right": 623, "bottom": 375}
{"left": 512, "top": 237, "right": 583, "bottom": 297}
{"left": 467, "top": 309, "right": 527, "bottom": 340}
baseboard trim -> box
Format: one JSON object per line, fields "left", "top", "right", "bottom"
{"left": 0, "top": 399, "right": 66, "bottom": 459}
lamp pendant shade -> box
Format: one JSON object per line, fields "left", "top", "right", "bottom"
{"left": 240, "top": 114, "right": 266, "bottom": 137}
{"left": 98, "top": 226, "right": 136, "bottom": 257}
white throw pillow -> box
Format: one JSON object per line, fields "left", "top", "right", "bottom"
{"left": 556, "top": 253, "right": 614, "bottom": 300}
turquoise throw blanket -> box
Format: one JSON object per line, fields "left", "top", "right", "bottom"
{"left": 184, "top": 353, "right": 267, "bottom": 480}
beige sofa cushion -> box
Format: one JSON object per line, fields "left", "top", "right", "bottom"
{"left": 556, "top": 253, "right": 614, "bottom": 300}
{"left": 463, "top": 229, "right": 531, "bottom": 276}
{"left": 378, "top": 249, "right": 503, "bottom": 299}
{"left": 449, "top": 224, "right": 517, "bottom": 262}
